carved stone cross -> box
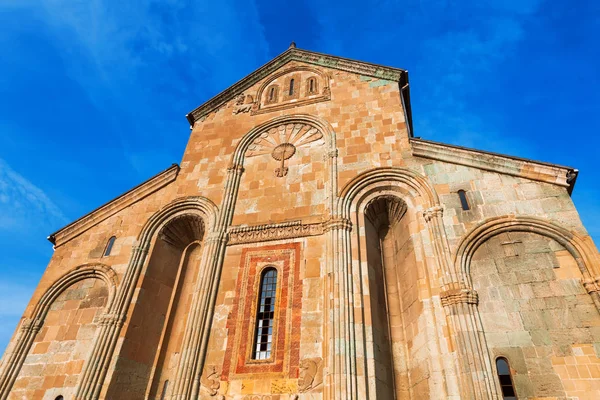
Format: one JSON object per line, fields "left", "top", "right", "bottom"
{"left": 271, "top": 143, "right": 296, "bottom": 177}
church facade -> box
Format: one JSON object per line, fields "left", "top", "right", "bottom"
{"left": 1, "top": 46, "right": 600, "bottom": 400}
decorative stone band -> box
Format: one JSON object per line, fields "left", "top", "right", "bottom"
{"left": 440, "top": 287, "right": 479, "bottom": 307}
{"left": 228, "top": 220, "right": 324, "bottom": 245}
{"left": 582, "top": 276, "right": 600, "bottom": 294}
{"left": 423, "top": 205, "right": 444, "bottom": 222}
{"left": 323, "top": 217, "right": 352, "bottom": 232}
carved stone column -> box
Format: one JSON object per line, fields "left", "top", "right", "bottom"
{"left": 171, "top": 164, "right": 243, "bottom": 399}
{"left": 423, "top": 206, "right": 499, "bottom": 400}
{"left": 582, "top": 276, "right": 600, "bottom": 313}
{"left": 324, "top": 217, "right": 360, "bottom": 400}
{"left": 0, "top": 319, "right": 42, "bottom": 399}
{"left": 75, "top": 245, "right": 148, "bottom": 400}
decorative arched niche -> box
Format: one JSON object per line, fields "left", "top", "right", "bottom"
{"left": 336, "top": 167, "right": 453, "bottom": 399}
{"left": 253, "top": 66, "right": 330, "bottom": 114}
{"left": 105, "top": 197, "right": 218, "bottom": 400}
{"left": 231, "top": 114, "right": 338, "bottom": 226}
{"left": 1, "top": 264, "right": 117, "bottom": 400}
{"left": 456, "top": 215, "right": 600, "bottom": 399}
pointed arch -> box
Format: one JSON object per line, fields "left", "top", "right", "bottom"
{"left": 454, "top": 215, "right": 600, "bottom": 286}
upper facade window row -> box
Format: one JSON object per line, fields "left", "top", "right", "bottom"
{"left": 264, "top": 75, "right": 320, "bottom": 106}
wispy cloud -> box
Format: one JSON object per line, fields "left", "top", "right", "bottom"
{"left": 0, "top": 158, "right": 67, "bottom": 232}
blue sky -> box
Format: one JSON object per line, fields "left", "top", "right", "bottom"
{"left": 0, "top": 0, "right": 598, "bottom": 353}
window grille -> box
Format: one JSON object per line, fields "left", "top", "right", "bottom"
{"left": 496, "top": 358, "right": 517, "bottom": 399}
{"left": 252, "top": 268, "right": 278, "bottom": 360}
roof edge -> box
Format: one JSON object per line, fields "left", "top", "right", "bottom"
{"left": 48, "top": 164, "right": 180, "bottom": 247}
{"left": 411, "top": 138, "right": 578, "bottom": 195}
{"left": 186, "top": 47, "right": 409, "bottom": 127}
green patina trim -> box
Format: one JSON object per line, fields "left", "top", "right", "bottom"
{"left": 359, "top": 75, "right": 373, "bottom": 82}
{"left": 369, "top": 79, "right": 395, "bottom": 88}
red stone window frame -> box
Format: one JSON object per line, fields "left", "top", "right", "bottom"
{"left": 222, "top": 242, "right": 302, "bottom": 380}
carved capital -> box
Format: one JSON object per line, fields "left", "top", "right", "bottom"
{"left": 227, "top": 163, "right": 245, "bottom": 175}
{"left": 200, "top": 365, "right": 221, "bottom": 396}
{"left": 423, "top": 205, "right": 444, "bottom": 222}
{"left": 323, "top": 217, "right": 352, "bottom": 232}
{"left": 582, "top": 277, "right": 600, "bottom": 294}
{"left": 440, "top": 287, "right": 479, "bottom": 307}
{"left": 97, "top": 313, "right": 126, "bottom": 327}
{"left": 132, "top": 244, "right": 149, "bottom": 254}
{"left": 323, "top": 149, "right": 338, "bottom": 160}
{"left": 20, "top": 318, "right": 42, "bottom": 333}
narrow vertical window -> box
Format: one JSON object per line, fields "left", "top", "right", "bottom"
{"left": 496, "top": 358, "right": 517, "bottom": 399}
{"left": 309, "top": 78, "right": 314, "bottom": 92}
{"left": 458, "top": 190, "right": 470, "bottom": 210}
{"left": 104, "top": 236, "right": 116, "bottom": 257}
{"left": 289, "top": 78, "right": 295, "bottom": 95}
{"left": 252, "top": 268, "right": 278, "bottom": 360}
{"left": 160, "top": 380, "right": 169, "bottom": 400}
{"left": 269, "top": 87, "right": 275, "bottom": 101}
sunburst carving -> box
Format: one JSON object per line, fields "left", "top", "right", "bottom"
{"left": 246, "top": 123, "right": 324, "bottom": 177}
{"left": 365, "top": 196, "right": 408, "bottom": 230}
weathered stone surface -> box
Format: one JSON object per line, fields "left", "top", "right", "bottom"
{"left": 1, "top": 47, "right": 598, "bottom": 400}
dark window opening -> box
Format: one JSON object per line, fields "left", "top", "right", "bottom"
{"left": 55, "top": 396, "right": 64, "bottom": 400}
{"left": 309, "top": 79, "right": 314, "bottom": 92}
{"left": 160, "top": 380, "right": 169, "bottom": 400}
{"left": 269, "top": 87, "right": 275, "bottom": 101}
{"left": 289, "top": 79, "right": 295, "bottom": 95}
{"left": 496, "top": 358, "right": 517, "bottom": 399}
{"left": 104, "top": 236, "right": 116, "bottom": 257}
{"left": 458, "top": 190, "right": 470, "bottom": 211}
{"left": 252, "top": 268, "right": 278, "bottom": 360}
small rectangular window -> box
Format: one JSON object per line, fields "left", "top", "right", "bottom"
{"left": 458, "top": 190, "right": 470, "bottom": 211}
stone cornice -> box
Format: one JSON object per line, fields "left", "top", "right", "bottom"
{"left": 48, "top": 164, "right": 180, "bottom": 248}
{"left": 186, "top": 47, "right": 408, "bottom": 126}
{"left": 411, "top": 138, "right": 578, "bottom": 195}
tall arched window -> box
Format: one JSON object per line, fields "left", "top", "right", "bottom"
{"left": 252, "top": 268, "right": 278, "bottom": 360}
{"left": 289, "top": 78, "right": 295, "bottom": 95}
{"left": 104, "top": 236, "right": 116, "bottom": 257}
{"left": 496, "top": 357, "right": 517, "bottom": 399}
{"left": 458, "top": 190, "right": 470, "bottom": 210}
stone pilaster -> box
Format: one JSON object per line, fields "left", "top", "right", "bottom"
{"left": 423, "top": 206, "right": 499, "bottom": 400}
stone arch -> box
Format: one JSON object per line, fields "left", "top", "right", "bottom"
{"left": 136, "top": 195, "right": 219, "bottom": 247}
{"left": 106, "top": 197, "right": 219, "bottom": 399}
{"left": 0, "top": 263, "right": 117, "bottom": 398}
{"left": 332, "top": 169, "right": 456, "bottom": 399}
{"left": 454, "top": 215, "right": 600, "bottom": 289}
{"left": 29, "top": 263, "right": 117, "bottom": 325}
{"left": 230, "top": 114, "right": 339, "bottom": 219}
{"left": 338, "top": 167, "right": 440, "bottom": 217}
{"left": 231, "top": 113, "right": 337, "bottom": 166}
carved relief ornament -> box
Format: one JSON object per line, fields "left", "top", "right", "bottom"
{"left": 245, "top": 122, "right": 324, "bottom": 177}
{"left": 298, "top": 357, "right": 323, "bottom": 392}
{"left": 228, "top": 220, "right": 324, "bottom": 245}
{"left": 200, "top": 365, "right": 221, "bottom": 396}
